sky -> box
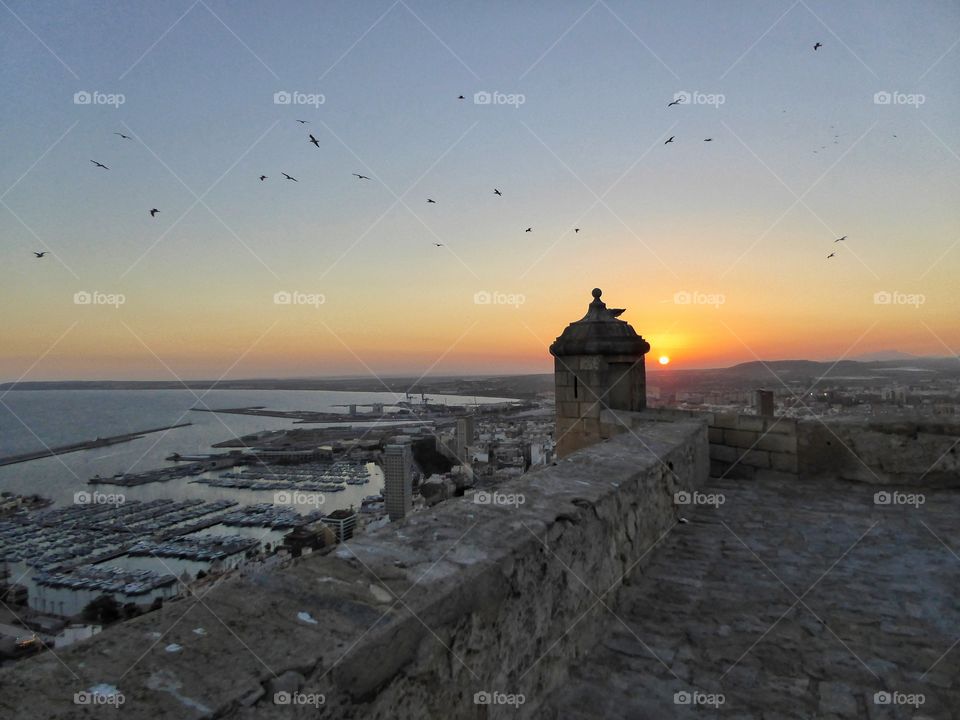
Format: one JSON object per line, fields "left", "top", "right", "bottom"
{"left": 1, "top": 0, "right": 958, "bottom": 381}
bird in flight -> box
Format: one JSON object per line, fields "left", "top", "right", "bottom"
{"left": 309, "top": 134, "right": 319, "bottom": 148}
{"left": 457, "top": 95, "right": 465, "bottom": 100}
{"left": 90, "top": 160, "right": 109, "bottom": 169}
{"left": 259, "top": 175, "right": 267, "bottom": 181}
{"left": 434, "top": 243, "right": 444, "bottom": 247}
{"left": 813, "top": 42, "right": 823, "bottom": 51}
{"left": 352, "top": 173, "right": 370, "bottom": 180}
{"left": 493, "top": 188, "right": 502, "bottom": 196}
{"left": 427, "top": 198, "right": 436, "bottom": 203}
{"left": 282, "top": 173, "right": 298, "bottom": 182}
{"left": 667, "top": 98, "right": 684, "bottom": 107}
{"left": 525, "top": 227, "right": 532, "bottom": 233}
{"left": 296, "top": 119, "right": 309, "bottom": 124}
{"left": 664, "top": 136, "right": 675, "bottom": 145}
{"left": 827, "top": 252, "right": 836, "bottom": 259}
{"left": 704, "top": 138, "right": 713, "bottom": 142}
{"left": 113, "top": 132, "right": 130, "bottom": 139}
{"left": 835, "top": 235, "right": 847, "bottom": 243}
{"left": 150, "top": 208, "right": 159, "bottom": 217}
{"left": 33, "top": 251, "right": 48, "bottom": 258}
{"left": 574, "top": 228, "right": 580, "bottom": 233}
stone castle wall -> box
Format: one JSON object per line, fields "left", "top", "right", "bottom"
{"left": 0, "top": 419, "right": 708, "bottom": 720}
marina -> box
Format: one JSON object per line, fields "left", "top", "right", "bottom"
{"left": 193, "top": 459, "right": 372, "bottom": 493}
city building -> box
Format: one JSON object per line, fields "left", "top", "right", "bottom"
{"left": 321, "top": 509, "right": 358, "bottom": 542}
{"left": 455, "top": 415, "right": 475, "bottom": 463}
{"left": 383, "top": 440, "right": 413, "bottom": 521}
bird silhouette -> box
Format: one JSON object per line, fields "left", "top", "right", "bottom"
{"left": 574, "top": 228, "right": 580, "bottom": 233}
{"left": 525, "top": 227, "right": 532, "bottom": 232}
{"left": 90, "top": 160, "right": 109, "bottom": 169}
{"left": 259, "top": 175, "right": 267, "bottom": 181}
{"left": 113, "top": 132, "right": 130, "bottom": 139}
{"left": 282, "top": 173, "right": 298, "bottom": 182}
{"left": 814, "top": 42, "right": 823, "bottom": 51}
{"left": 33, "top": 251, "right": 48, "bottom": 258}
{"left": 835, "top": 236, "right": 847, "bottom": 243}
{"left": 296, "top": 120, "right": 309, "bottom": 124}
{"left": 457, "top": 95, "right": 465, "bottom": 100}
{"left": 667, "top": 98, "right": 684, "bottom": 107}
{"left": 664, "top": 136, "right": 675, "bottom": 145}
{"left": 150, "top": 208, "right": 159, "bottom": 217}
{"left": 309, "top": 134, "right": 319, "bottom": 148}
{"left": 434, "top": 243, "right": 444, "bottom": 247}
{"left": 827, "top": 252, "right": 836, "bottom": 258}
{"left": 427, "top": 198, "right": 436, "bottom": 203}
{"left": 704, "top": 138, "right": 713, "bottom": 142}
{"left": 352, "top": 173, "right": 370, "bottom": 180}
{"left": 493, "top": 188, "right": 502, "bottom": 196}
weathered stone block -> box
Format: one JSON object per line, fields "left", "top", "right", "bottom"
{"left": 769, "top": 452, "right": 799, "bottom": 473}
{"left": 756, "top": 433, "right": 798, "bottom": 454}
{"left": 736, "top": 415, "right": 766, "bottom": 432}
{"left": 713, "top": 414, "right": 739, "bottom": 429}
{"left": 724, "top": 429, "right": 760, "bottom": 448}
{"left": 739, "top": 449, "right": 771, "bottom": 468}
{"left": 709, "top": 444, "right": 739, "bottom": 462}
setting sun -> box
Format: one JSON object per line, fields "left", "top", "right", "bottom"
{"left": 659, "top": 356, "right": 670, "bottom": 365}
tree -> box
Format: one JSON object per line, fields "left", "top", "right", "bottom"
{"left": 82, "top": 595, "right": 120, "bottom": 624}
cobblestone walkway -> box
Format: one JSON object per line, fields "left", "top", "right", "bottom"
{"left": 539, "top": 477, "right": 959, "bottom": 719}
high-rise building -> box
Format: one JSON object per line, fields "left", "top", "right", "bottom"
{"left": 756, "top": 389, "right": 775, "bottom": 418}
{"left": 383, "top": 440, "right": 413, "bottom": 521}
{"left": 455, "top": 415, "right": 475, "bottom": 463}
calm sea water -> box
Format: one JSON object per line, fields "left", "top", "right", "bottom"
{"left": 0, "top": 389, "right": 512, "bottom": 509}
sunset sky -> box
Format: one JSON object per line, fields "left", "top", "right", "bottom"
{"left": 1, "top": 1, "right": 958, "bottom": 381}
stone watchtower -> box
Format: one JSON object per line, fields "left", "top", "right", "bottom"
{"left": 549, "top": 289, "right": 651, "bottom": 458}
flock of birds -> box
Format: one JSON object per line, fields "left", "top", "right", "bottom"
{"left": 31, "top": 40, "right": 851, "bottom": 262}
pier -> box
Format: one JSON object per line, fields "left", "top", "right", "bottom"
{"left": 0, "top": 423, "right": 193, "bottom": 467}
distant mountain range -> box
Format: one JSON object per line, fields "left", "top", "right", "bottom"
{"left": 648, "top": 355, "right": 959, "bottom": 389}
